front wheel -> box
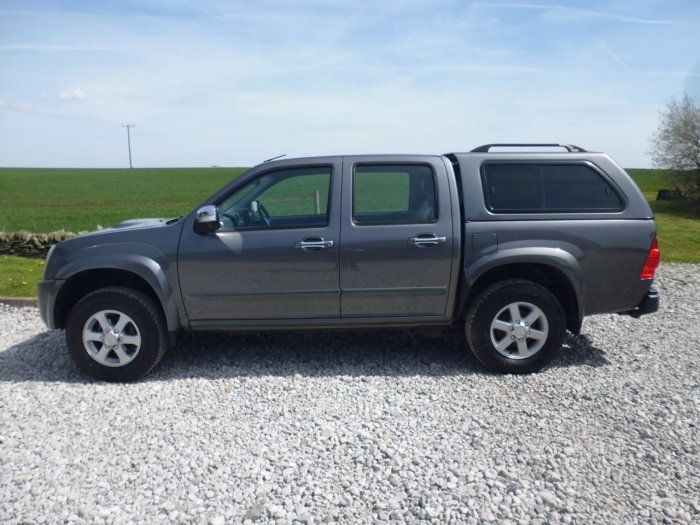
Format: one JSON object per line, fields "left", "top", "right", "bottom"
{"left": 465, "top": 279, "right": 565, "bottom": 374}
{"left": 65, "top": 286, "right": 167, "bottom": 381}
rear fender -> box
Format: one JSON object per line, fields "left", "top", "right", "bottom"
{"left": 464, "top": 247, "right": 585, "bottom": 325}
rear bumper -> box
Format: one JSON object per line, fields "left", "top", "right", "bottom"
{"left": 624, "top": 287, "right": 659, "bottom": 318}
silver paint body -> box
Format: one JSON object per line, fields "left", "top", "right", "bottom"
{"left": 39, "top": 152, "right": 656, "bottom": 333}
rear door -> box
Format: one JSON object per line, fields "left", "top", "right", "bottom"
{"left": 340, "top": 156, "right": 455, "bottom": 318}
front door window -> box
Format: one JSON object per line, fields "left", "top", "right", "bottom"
{"left": 218, "top": 166, "right": 332, "bottom": 230}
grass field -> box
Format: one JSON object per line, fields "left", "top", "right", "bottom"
{"left": 0, "top": 167, "right": 697, "bottom": 297}
{"left": 0, "top": 255, "right": 45, "bottom": 297}
{"left": 0, "top": 168, "right": 247, "bottom": 232}
{"left": 626, "top": 168, "right": 673, "bottom": 200}
{"left": 626, "top": 169, "right": 700, "bottom": 263}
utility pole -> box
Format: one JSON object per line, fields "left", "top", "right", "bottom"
{"left": 121, "top": 124, "right": 135, "bottom": 168}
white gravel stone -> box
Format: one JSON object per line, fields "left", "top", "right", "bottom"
{"left": 0, "top": 263, "right": 698, "bottom": 523}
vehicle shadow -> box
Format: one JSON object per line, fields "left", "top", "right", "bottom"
{"left": 0, "top": 328, "right": 609, "bottom": 383}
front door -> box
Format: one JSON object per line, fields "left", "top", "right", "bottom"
{"left": 340, "top": 156, "right": 455, "bottom": 318}
{"left": 178, "top": 160, "right": 341, "bottom": 320}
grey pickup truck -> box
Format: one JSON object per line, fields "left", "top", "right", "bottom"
{"left": 39, "top": 144, "right": 660, "bottom": 381}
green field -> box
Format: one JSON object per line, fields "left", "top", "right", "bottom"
{"left": 0, "top": 255, "right": 45, "bottom": 297}
{"left": 626, "top": 169, "right": 700, "bottom": 263}
{"left": 626, "top": 168, "right": 673, "bottom": 200}
{"left": 0, "top": 168, "right": 247, "bottom": 232}
{"left": 0, "top": 167, "right": 697, "bottom": 297}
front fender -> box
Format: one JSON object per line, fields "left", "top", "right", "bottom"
{"left": 54, "top": 243, "right": 182, "bottom": 333}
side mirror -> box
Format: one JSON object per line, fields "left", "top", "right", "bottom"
{"left": 193, "top": 205, "right": 221, "bottom": 234}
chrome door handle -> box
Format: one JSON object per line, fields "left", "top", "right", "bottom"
{"left": 295, "top": 237, "right": 334, "bottom": 251}
{"left": 408, "top": 234, "right": 447, "bottom": 248}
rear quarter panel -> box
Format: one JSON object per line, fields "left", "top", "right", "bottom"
{"left": 464, "top": 219, "right": 656, "bottom": 314}
{"left": 454, "top": 152, "right": 656, "bottom": 315}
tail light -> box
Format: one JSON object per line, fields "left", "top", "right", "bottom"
{"left": 640, "top": 236, "right": 660, "bottom": 279}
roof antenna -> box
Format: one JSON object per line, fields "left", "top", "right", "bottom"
{"left": 263, "top": 153, "right": 286, "bottom": 163}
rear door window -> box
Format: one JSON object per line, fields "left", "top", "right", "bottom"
{"left": 482, "top": 163, "right": 624, "bottom": 213}
{"left": 353, "top": 164, "right": 437, "bottom": 225}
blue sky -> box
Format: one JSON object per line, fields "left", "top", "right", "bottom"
{"left": 1, "top": 0, "right": 699, "bottom": 168}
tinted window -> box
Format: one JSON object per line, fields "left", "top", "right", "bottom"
{"left": 482, "top": 163, "right": 623, "bottom": 212}
{"left": 218, "top": 166, "right": 331, "bottom": 229}
{"left": 353, "top": 164, "right": 436, "bottom": 224}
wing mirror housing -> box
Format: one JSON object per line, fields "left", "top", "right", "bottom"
{"left": 193, "top": 205, "right": 221, "bottom": 234}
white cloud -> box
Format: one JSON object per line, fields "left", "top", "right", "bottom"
{"left": 598, "top": 41, "right": 630, "bottom": 72}
{"left": 0, "top": 98, "right": 32, "bottom": 111}
{"left": 0, "top": 43, "right": 120, "bottom": 51}
{"left": 58, "top": 88, "right": 87, "bottom": 100}
{"left": 476, "top": 2, "right": 691, "bottom": 26}
{"left": 1, "top": 0, "right": 698, "bottom": 167}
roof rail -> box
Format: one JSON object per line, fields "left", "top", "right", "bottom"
{"left": 470, "top": 143, "right": 587, "bottom": 153}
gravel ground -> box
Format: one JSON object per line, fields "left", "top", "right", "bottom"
{"left": 1, "top": 264, "right": 698, "bottom": 524}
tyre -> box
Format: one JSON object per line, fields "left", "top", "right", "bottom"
{"left": 465, "top": 279, "right": 565, "bottom": 374}
{"left": 65, "top": 286, "right": 167, "bottom": 381}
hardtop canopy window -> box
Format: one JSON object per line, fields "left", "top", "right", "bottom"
{"left": 353, "top": 164, "right": 437, "bottom": 225}
{"left": 482, "top": 163, "right": 624, "bottom": 213}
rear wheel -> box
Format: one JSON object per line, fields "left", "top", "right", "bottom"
{"left": 65, "top": 286, "right": 167, "bottom": 381}
{"left": 466, "top": 279, "right": 565, "bottom": 373}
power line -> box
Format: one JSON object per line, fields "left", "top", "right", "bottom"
{"left": 121, "top": 124, "right": 135, "bottom": 168}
